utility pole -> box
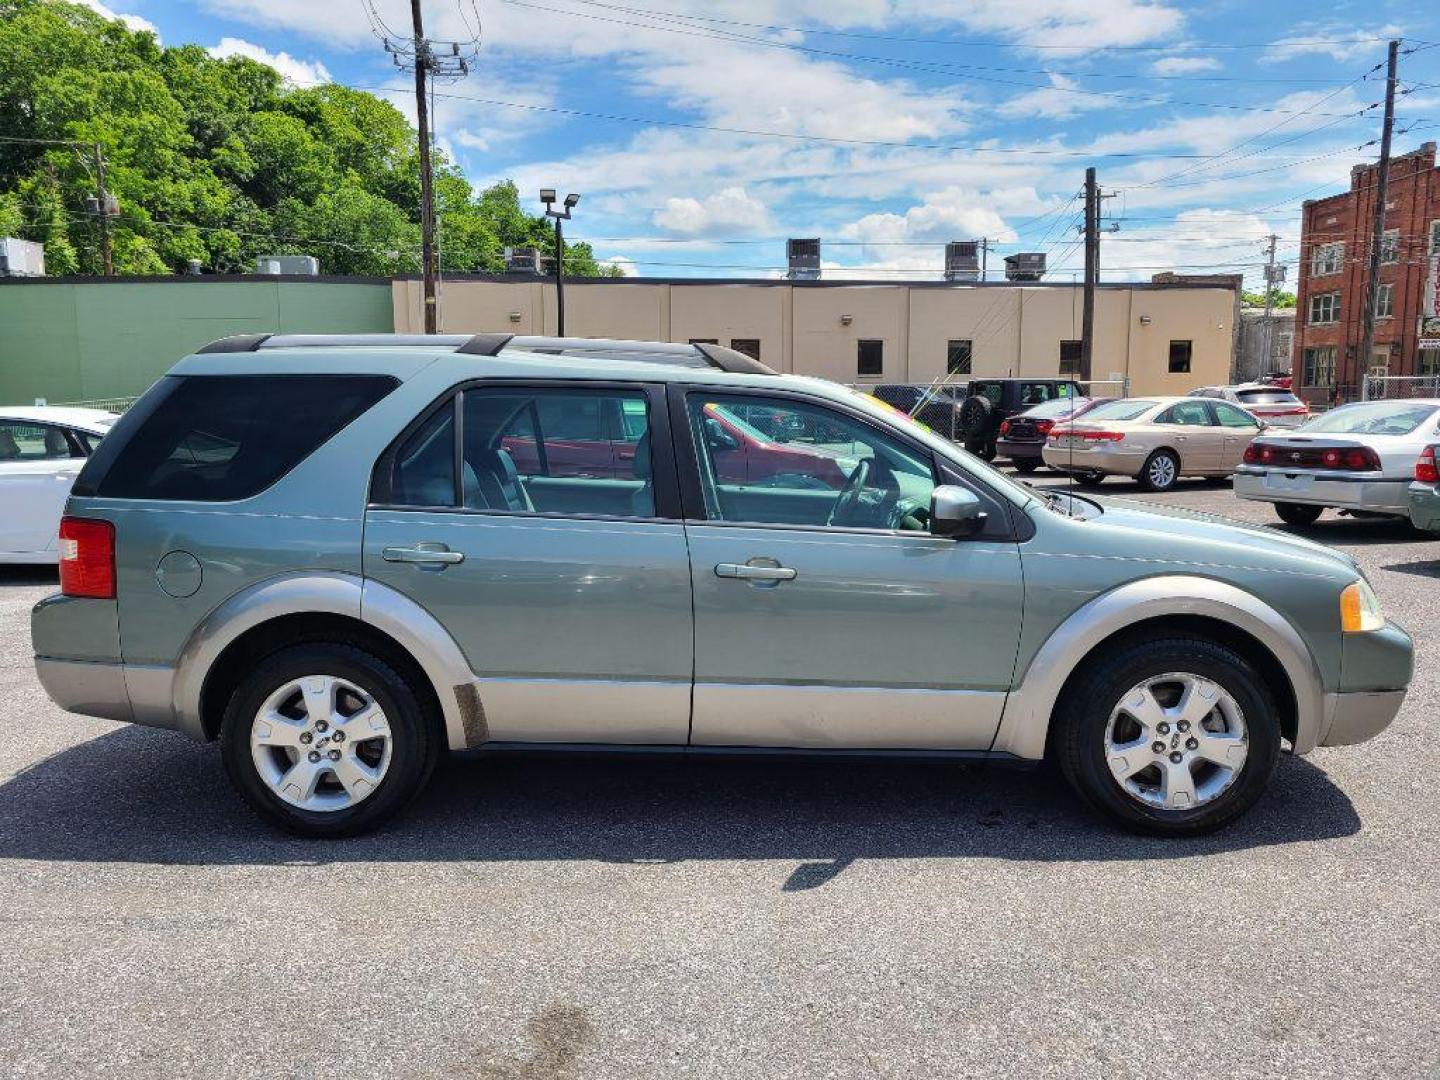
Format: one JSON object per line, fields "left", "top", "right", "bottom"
{"left": 94, "top": 143, "right": 112, "bottom": 277}
{"left": 1261, "top": 233, "right": 1280, "bottom": 376}
{"left": 1359, "top": 38, "right": 1400, "bottom": 381}
{"left": 409, "top": 0, "right": 437, "bottom": 333}
{"left": 1080, "top": 167, "right": 1097, "bottom": 381}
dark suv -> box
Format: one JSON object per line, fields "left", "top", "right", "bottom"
{"left": 956, "top": 379, "right": 1084, "bottom": 459}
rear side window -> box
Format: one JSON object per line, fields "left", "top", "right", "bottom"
{"left": 92, "top": 375, "right": 396, "bottom": 501}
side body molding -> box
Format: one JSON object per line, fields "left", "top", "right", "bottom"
{"left": 992, "top": 575, "right": 1326, "bottom": 760}
{"left": 171, "top": 572, "right": 477, "bottom": 749}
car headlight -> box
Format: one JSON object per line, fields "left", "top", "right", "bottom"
{"left": 1340, "top": 580, "right": 1384, "bottom": 632}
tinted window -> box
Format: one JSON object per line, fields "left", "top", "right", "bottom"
{"left": 1214, "top": 402, "right": 1259, "bottom": 428}
{"left": 688, "top": 393, "right": 935, "bottom": 530}
{"left": 1299, "top": 402, "right": 1440, "bottom": 436}
{"left": 389, "top": 402, "right": 456, "bottom": 507}
{"left": 857, "top": 340, "right": 884, "bottom": 378}
{"left": 0, "top": 422, "right": 75, "bottom": 461}
{"left": 1159, "top": 401, "right": 1211, "bottom": 426}
{"left": 95, "top": 375, "right": 396, "bottom": 501}
{"left": 1235, "top": 389, "right": 1301, "bottom": 406}
{"left": 462, "top": 388, "right": 655, "bottom": 517}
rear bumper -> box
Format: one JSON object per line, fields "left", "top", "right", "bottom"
{"left": 1233, "top": 469, "right": 1411, "bottom": 514}
{"left": 34, "top": 656, "right": 198, "bottom": 738}
{"left": 996, "top": 438, "right": 1044, "bottom": 461}
{"left": 1040, "top": 443, "right": 1149, "bottom": 474}
{"left": 1320, "top": 689, "right": 1406, "bottom": 746}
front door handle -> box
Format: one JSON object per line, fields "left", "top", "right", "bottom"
{"left": 382, "top": 543, "right": 465, "bottom": 565}
{"left": 715, "top": 562, "right": 796, "bottom": 582}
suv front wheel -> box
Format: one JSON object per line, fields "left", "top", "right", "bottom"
{"left": 1053, "top": 635, "right": 1280, "bottom": 835}
{"left": 219, "top": 643, "right": 441, "bottom": 837}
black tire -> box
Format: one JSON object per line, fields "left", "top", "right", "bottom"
{"left": 1275, "top": 502, "right": 1323, "bottom": 527}
{"left": 1074, "top": 470, "right": 1105, "bottom": 488}
{"left": 957, "top": 395, "right": 993, "bottom": 439}
{"left": 1053, "top": 635, "right": 1281, "bottom": 836}
{"left": 1138, "top": 449, "right": 1180, "bottom": 492}
{"left": 219, "top": 643, "right": 441, "bottom": 837}
{"left": 964, "top": 439, "right": 996, "bottom": 461}
{"left": 1012, "top": 457, "right": 1040, "bottom": 474}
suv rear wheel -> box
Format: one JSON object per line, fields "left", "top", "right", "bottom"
{"left": 1274, "top": 502, "right": 1323, "bottom": 527}
{"left": 219, "top": 643, "right": 440, "bottom": 837}
{"left": 1053, "top": 635, "right": 1280, "bottom": 835}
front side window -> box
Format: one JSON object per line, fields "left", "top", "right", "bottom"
{"left": 1311, "top": 242, "right": 1343, "bottom": 276}
{"left": 687, "top": 393, "right": 936, "bottom": 531}
{"left": 1018, "top": 383, "right": 1054, "bottom": 406}
{"left": 946, "top": 339, "right": 973, "bottom": 375}
{"left": 95, "top": 375, "right": 396, "bottom": 501}
{"left": 1158, "top": 400, "right": 1211, "bottom": 426}
{"left": 1309, "top": 292, "right": 1340, "bottom": 325}
{"left": 1214, "top": 402, "right": 1260, "bottom": 428}
{"left": 0, "top": 422, "right": 75, "bottom": 461}
{"left": 1168, "top": 340, "right": 1193, "bottom": 374}
{"left": 857, "top": 339, "right": 884, "bottom": 378}
{"left": 1303, "top": 346, "right": 1336, "bottom": 387}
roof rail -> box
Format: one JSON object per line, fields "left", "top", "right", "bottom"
{"left": 190, "top": 331, "right": 777, "bottom": 374}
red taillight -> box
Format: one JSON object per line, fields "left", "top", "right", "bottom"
{"left": 1034, "top": 419, "right": 1055, "bottom": 434}
{"left": 1247, "top": 443, "right": 1379, "bottom": 471}
{"left": 999, "top": 420, "right": 1011, "bottom": 436}
{"left": 58, "top": 517, "right": 115, "bottom": 599}
{"left": 1417, "top": 446, "right": 1439, "bottom": 484}
{"left": 1242, "top": 443, "right": 1263, "bottom": 465}
{"left": 1047, "top": 427, "right": 1123, "bottom": 442}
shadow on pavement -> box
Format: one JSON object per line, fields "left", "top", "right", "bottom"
{"left": 0, "top": 727, "right": 1361, "bottom": 879}
{"left": 0, "top": 566, "right": 58, "bottom": 587}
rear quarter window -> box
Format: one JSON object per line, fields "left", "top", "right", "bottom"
{"left": 83, "top": 374, "right": 397, "bottom": 501}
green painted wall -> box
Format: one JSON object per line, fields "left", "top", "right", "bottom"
{"left": 0, "top": 278, "right": 395, "bottom": 404}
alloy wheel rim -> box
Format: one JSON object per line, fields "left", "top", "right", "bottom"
{"left": 1104, "top": 672, "right": 1248, "bottom": 811}
{"left": 1149, "top": 455, "right": 1176, "bottom": 487}
{"left": 249, "top": 674, "right": 393, "bottom": 812}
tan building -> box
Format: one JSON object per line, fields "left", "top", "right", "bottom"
{"left": 393, "top": 275, "right": 1237, "bottom": 395}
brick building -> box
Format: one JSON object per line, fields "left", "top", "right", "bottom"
{"left": 1293, "top": 141, "right": 1440, "bottom": 403}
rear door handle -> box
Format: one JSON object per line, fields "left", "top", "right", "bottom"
{"left": 382, "top": 543, "right": 465, "bottom": 565}
{"left": 715, "top": 562, "right": 796, "bottom": 582}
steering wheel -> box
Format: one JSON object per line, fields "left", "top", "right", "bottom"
{"left": 828, "top": 458, "right": 873, "bottom": 527}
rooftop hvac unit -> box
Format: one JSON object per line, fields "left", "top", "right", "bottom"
{"left": 504, "top": 246, "right": 544, "bottom": 274}
{"left": 787, "top": 238, "right": 821, "bottom": 280}
{"left": 1003, "top": 252, "right": 1046, "bottom": 281}
{"left": 944, "top": 241, "right": 980, "bottom": 282}
{"left": 0, "top": 237, "right": 45, "bottom": 277}
{"left": 255, "top": 255, "right": 319, "bottom": 276}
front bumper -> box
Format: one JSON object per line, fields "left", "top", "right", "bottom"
{"left": 1233, "top": 468, "right": 1411, "bottom": 514}
{"left": 1320, "top": 689, "right": 1407, "bottom": 746}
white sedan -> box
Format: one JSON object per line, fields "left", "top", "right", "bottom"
{"left": 1233, "top": 398, "right": 1440, "bottom": 526}
{"left": 0, "top": 407, "right": 118, "bottom": 563}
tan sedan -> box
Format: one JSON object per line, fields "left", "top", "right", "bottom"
{"left": 1040, "top": 396, "right": 1266, "bottom": 491}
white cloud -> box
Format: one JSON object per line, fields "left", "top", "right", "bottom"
{"left": 1150, "top": 56, "right": 1222, "bottom": 75}
{"left": 208, "top": 37, "right": 331, "bottom": 85}
{"left": 654, "top": 187, "right": 772, "bottom": 236}
{"left": 1263, "top": 24, "right": 1402, "bottom": 63}
{"left": 74, "top": 0, "right": 159, "bottom": 36}
{"left": 895, "top": 0, "right": 1184, "bottom": 51}
{"left": 599, "top": 255, "right": 639, "bottom": 277}
{"left": 996, "top": 73, "right": 1106, "bottom": 121}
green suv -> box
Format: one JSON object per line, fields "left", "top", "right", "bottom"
{"left": 32, "top": 334, "right": 1413, "bottom": 837}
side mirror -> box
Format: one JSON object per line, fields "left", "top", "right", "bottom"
{"left": 704, "top": 417, "right": 740, "bottom": 452}
{"left": 930, "top": 484, "right": 987, "bottom": 539}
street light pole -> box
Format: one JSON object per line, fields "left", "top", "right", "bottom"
{"left": 541, "top": 189, "right": 580, "bottom": 337}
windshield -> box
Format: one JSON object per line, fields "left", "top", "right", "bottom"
{"left": 1297, "top": 402, "right": 1440, "bottom": 436}
{"left": 1078, "top": 399, "right": 1159, "bottom": 422}
{"left": 1023, "top": 396, "right": 1089, "bottom": 419}
{"left": 1235, "top": 389, "right": 1301, "bottom": 406}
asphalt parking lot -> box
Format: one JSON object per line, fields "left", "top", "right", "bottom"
{"left": 1, "top": 473, "right": 1437, "bottom": 1080}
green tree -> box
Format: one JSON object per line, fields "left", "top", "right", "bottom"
{"left": 0, "top": 0, "right": 610, "bottom": 278}
{"left": 1242, "top": 289, "right": 1296, "bottom": 308}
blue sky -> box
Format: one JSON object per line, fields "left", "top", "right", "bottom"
{"left": 81, "top": 0, "right": 1440, "bottom": 286}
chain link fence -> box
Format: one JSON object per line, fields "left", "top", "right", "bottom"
{"left": 42, "top": 396, "right": 137, "bottom": 413}
{"left": 1360, "top": 375, "right": 1440, "bottom": 402}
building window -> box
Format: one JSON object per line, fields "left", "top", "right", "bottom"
{"left": 729, "top": 338, "right": 761, "bottom": 361}
{"left": 1376, "top": 283, "right": 1394, "bottom": 319}
{"left": 1275, "top": 332, "right": 1293, "bottom": 360}
{"left": 688, "top": 338, "right": 719, "bottom": 346}
{"left": 946, "top": 339, "right": 973, "bottom": 375}
{"left": 857, "top": 339, "right": 884, "bottom": 378}
{"left": 1309, "top": 292, "right": 1340, "bottom": 325}
{"left": 1168, "top": 340, "right": 1192, "bottom": 374}
{"left": 1303, "top": 346, "right": 1337, "bottom": 387}
{"left": 1421, "top": 348, "right": 1440, "bottom": 377}
{"left": 1380, "top": 229, "right": 1400, "bottom": 265}
{"left": 1431, "top": 220, "right": 1440, "bottom": 255}
{"left": 1058, "top": 340, "right": 1083, "bottom": 376}
{"left": 1311, "top": 242, "right": 1343, "bottom": 276}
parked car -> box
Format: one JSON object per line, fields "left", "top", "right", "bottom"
{"left": 1042, "top": 396, "right": 1266, "bottom": 491}
{"left": 1235, "top": 398, "right": 1440, "bottom": 526}
{"left": 1407, "top": 444, "right": 1440, "bottom": 532}
{"left": 0, "top": 406, "right": 117, "bottom": 564}
{"left": 1189, "top": 384, "right": 1310, "bottom": 428}
{"left": 950, "top": 378, "right": 1084, "bottom": 460}
{"left": 996, "top": 396, "right": 1103, "bottom": 473}
{"left": 33, "top": 333, "right": 1411, "bottom": 838}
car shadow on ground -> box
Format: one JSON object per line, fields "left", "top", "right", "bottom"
{"left": 0, "top": 727, "right": 1360, "bottom": 881}
{"left": 0, "top": 566, "right": 57, "bottom": 587}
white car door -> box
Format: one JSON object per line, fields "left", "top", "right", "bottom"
{"left": 0, "top": 421, "right": 83, "bottom": 557}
